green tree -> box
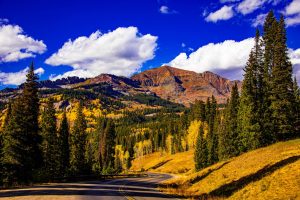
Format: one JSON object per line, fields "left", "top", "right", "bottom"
{"left": 223, "top": 83, "right": 240, "bottom": 159}
{"left": 58, "top": 111, "right": 70, "bottom": 175}
{"left": 261, "top": 11, "right": 278, "bottom": 144}
{"left": 70, "top": 102, "right": 87, "bottom": 174}
{"left": 237, "top": 30, "right": 262, "bottom": 152}
{"left": 40, "top": 99, "right": 59, "bottom": 179}
{"left": 194, "top": 124, "right": 208, "bottom": 171}
{"left": 100, "top": 119, "right": 116, "bottom": 172}
{"left": 2, "top": 63, "right": 41, "bottom": 185}
{"left": 269, "top": 16, "right": 296, "bottom": 140}
{"left": 207, "top": 96, "right": 218, "bottom": 165}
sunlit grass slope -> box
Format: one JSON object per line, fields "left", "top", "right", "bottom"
{"left": 131, "top": 150, "right": 194, "bottom": 174}
{"left": 132, "top": 139, "right": 300, "bottom": 199}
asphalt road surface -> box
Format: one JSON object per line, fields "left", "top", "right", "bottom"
{"left": 0, "top": 173, "right": 181, "bottom": 200}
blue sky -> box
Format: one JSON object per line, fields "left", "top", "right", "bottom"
{"left": 0, "top": 0, "right": 300, "bottom": 88}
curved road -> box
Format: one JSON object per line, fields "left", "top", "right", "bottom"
{"left": 0, "top": 173, "right": 181, "bottom": 200}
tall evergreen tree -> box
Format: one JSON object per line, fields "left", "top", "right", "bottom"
{"left": 40, "top": 99, "right": 59, "bottom": 179}
{"left": 207, "top": 96, "right": 218, "bottom": 165}
{"left": 70, "top": 102, "right": 87, "bottom": 174}
{"left": 99, "top": 118, "right": 116, "bottom": 171}
{"left": 222, "top": 83, "right": 240, "bottom": 159}
{"left": 2, "top": 63, "right": 41, "bottom": 185}
{"left": 269, "top": 15, "right": 296, "bottom": 140}
{"left": 262, "top": 11, "right": 278, "bottom": 144}
{"left": 58, "top": 111, "right": 70, "bottom": 175}
{"left": 237, "top": 30, "right": 263, "bottom": 152}
{"left": 194, "top": 124, "right": 208, "bottom": 171}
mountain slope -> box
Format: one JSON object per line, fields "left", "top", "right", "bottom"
{"left": 132, "top": 66, "right": 241, "bottom": 105}
{"left": 130, "top": 139, "right": 300, "bottom": 199}
{"left": 0, "top": 66, "right": 241, "bottom": 107}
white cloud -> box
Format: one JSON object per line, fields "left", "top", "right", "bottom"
{"left": 285, "top": 0, "right": 300, "bottom": 15}
{"left": 45, "top": 27, "right": 157, "bottom": 79}
{"left": 181, "top": 43, "right": 186, "bottom": 48}
{"left": 168, "top": 38, "right": 255, "bottom": 79}
{"left": 286, "top": 15, "right": 300, "bottom": 26}
{"left": 252, "top": 13, "right": 267, "bottom": 27}
{"left": 290, "top": 48, "right": 300, "bottom": 82}
{"left": 0, "top": 67, "right": 44, "bottom": 85}
{"left": 168, "top": 38, "right": 300, "bottom": 80}
{"left": 159, "top": 6, "right": 177, "bottom": 14}
{"left": 0, "top": 24, "right": 46, "bottom": 62}
{"left": 284, "top": 0, "right": 300, "bottom": 26}
{"left": 237, "top": 0, "right": 268, "bottom": 15}
{"left": 205, "top": 5, "right": 234, "bottom": 22}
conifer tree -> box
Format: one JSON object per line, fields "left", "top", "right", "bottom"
{"left": 194, "top": 124, "right": 208, "bottom": 171}
{"left": 70, "top": 102, "right": 87, "bottom": 174}
{"left": 262, "top": 11, "right": 278, "bottom": 144}
{"left": 223, "top": 83, "right": 240, "bottom": 158}
{"left": 237, "top": 31, "right": 262, "bottom": 152}
{"left": 58, "top": 111, "right": 70, "bottom": 175}
{"left": 207, "top": 95, "right": 218, "bottom": 165}
{"left": 40, "top": 99, "right": 59, "bottom": 179}
{"left": 2, "top": 63, "right": 41, "bottom": 185}
{"left": 269, "top": 15, "right": 296, "bottom": 140}
{"left": 99, "top": 118, "right": 116, "bottom": 171}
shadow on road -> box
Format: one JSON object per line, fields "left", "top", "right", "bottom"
{"left": 0, "top": 174, "right": 177, "bottom": 199}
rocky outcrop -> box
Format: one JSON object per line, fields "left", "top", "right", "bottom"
{"left": 132, "top": 66, "right": 241, "bottom": 105}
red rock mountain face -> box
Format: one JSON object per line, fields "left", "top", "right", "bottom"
{"left": 131, "top": 66, "right": 241, "bottom": 105}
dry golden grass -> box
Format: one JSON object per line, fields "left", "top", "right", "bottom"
{"left": 131, "top": 150, "right": 195, "bottom": 174}
{"left": 154, "top": 139, "right": 300, "bottom": 199}
{"left": 229, "top": 159, "right": 300, "bottom": 200}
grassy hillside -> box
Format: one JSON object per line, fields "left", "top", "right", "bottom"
{"left": 131, "top": 139, "right": 300, "bottom": 199}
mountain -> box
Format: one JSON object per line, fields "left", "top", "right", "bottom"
{"left": 0, "top": 66, "right": 241, "bottom": 107}
{"left": 132, "top": 66, "right": 241, "bottom": 105}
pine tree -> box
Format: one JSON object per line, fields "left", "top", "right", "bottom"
{"left": 99, "top": 118, "right": 116, "bottom": 172}
{"left": 58, "top": 111, "right": 70, "bottom": 175}
{"left": 269, "top": 16, "right": 296, "bottom": 140}
{"left": 237, "top": 31, "right": 263, "bottom": 152}
{"left": 194, "top": 124, "right": 208, "bottom": 171}
{"left": 207, "top": 96, "right": 218, "bottom": 165}
{"left": 262, "top": 11, "right": 278, "bottom": 144}
{"left": 70, "top": 102, "right": 87, "bottom": 175}
{"left": 2, "top": 63, "right": 41, "bottom": 185}
{"left": 40, "top": 99, "right": 59, "bottom": 179}
{"left": 222, "top": 83, "right": 240, "bottom": 159}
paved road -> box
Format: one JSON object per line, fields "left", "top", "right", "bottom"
{"left": 0, "top": 173, "right": 180, "bottom": 200}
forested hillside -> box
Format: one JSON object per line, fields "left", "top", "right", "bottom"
{"left": 0, "top": 11, "right": 299, "bottom": 200}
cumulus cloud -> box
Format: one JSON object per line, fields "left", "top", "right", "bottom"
{"left": 0, "top": 67, "right": 44, "bottom": 85}
{"left": 168, "top": 38, "right": 300, "bottom": 80}
{"left": 45, "top": 27, "right": 157, "bottom": 79}
{"left": 285, "top": 0, "right": 300, "bottom": 15}
{"left": 205, "top": 6, "right": 234, "bottom": 22}
{"left": 168, "top": 38, "right": 255, "bottom": 80}
{"left": 0, "top": 24, "right": 46, "bottom": 62}
{"left": 236, "top": 0, "right": 268, "bottom": 15}
{"left": 252, "top": 13, "right": 267, "bottom": 27}
{"left": 159, "top": 6, "right": 177, "bottom": 14}
{"left": 284, "top": 0, "right": 300, "bottom": 26}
